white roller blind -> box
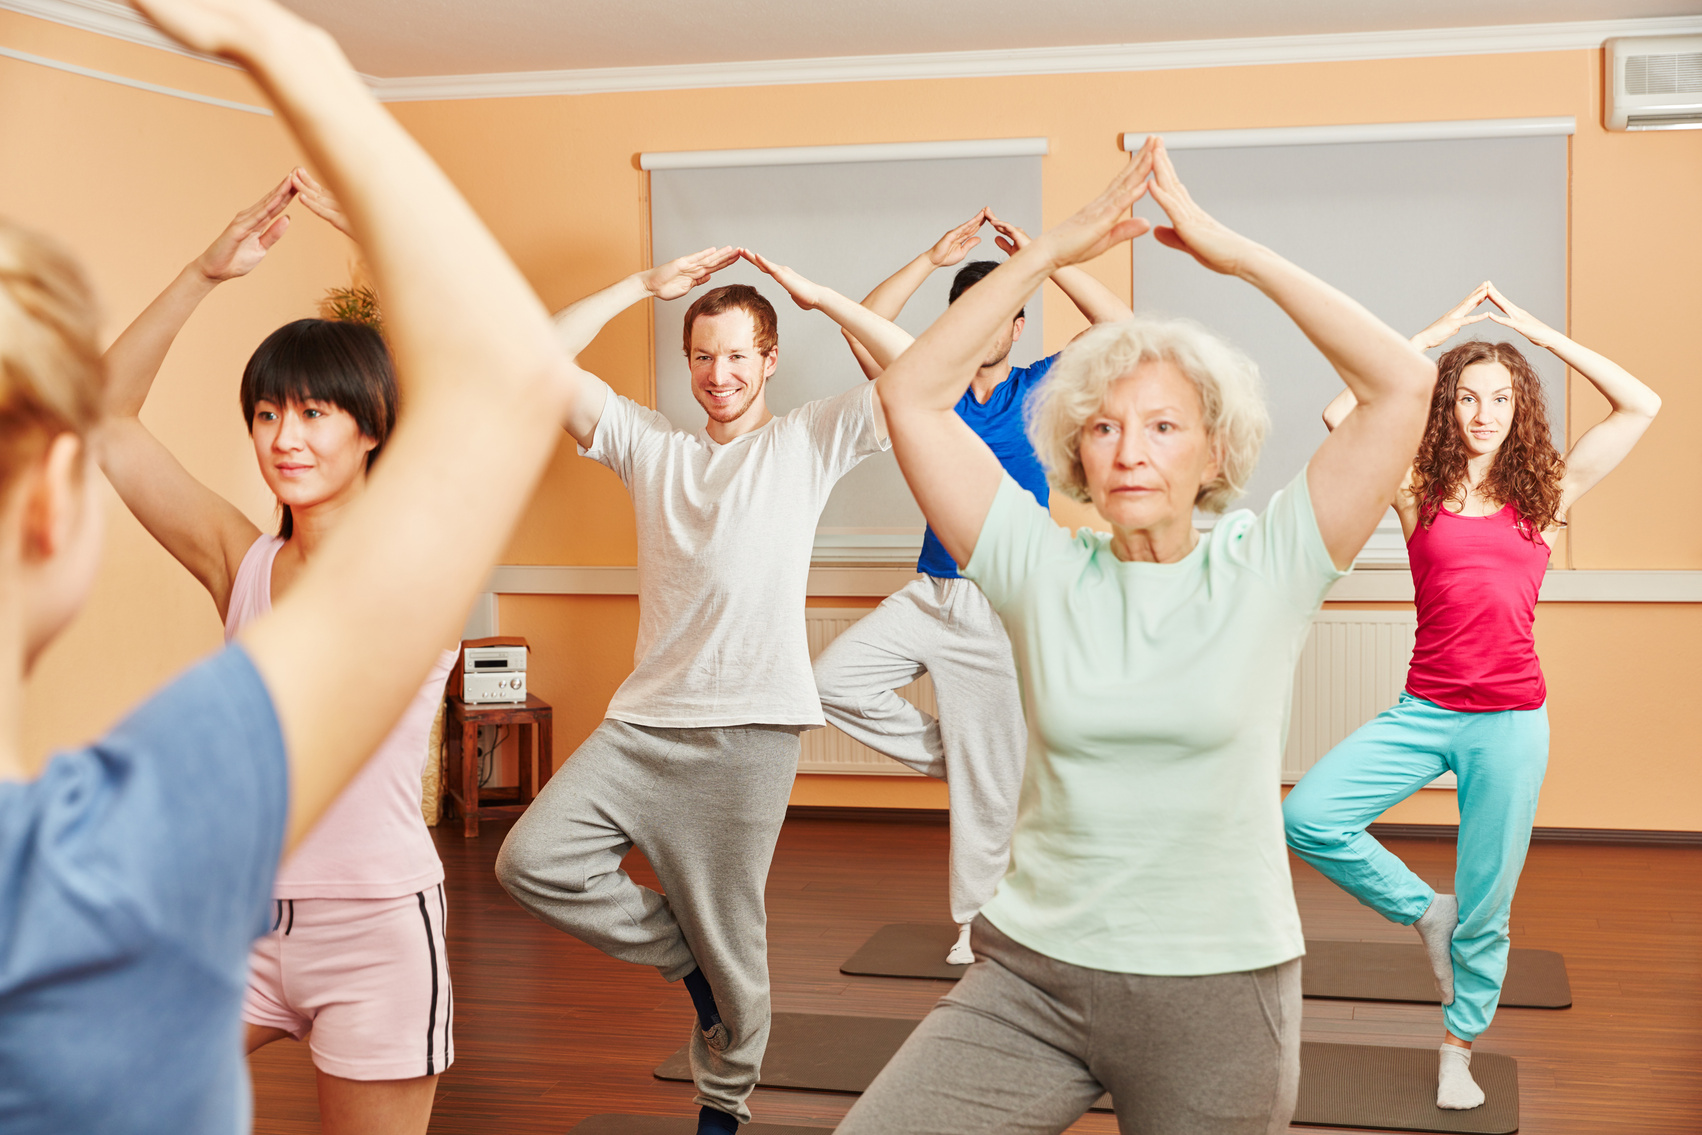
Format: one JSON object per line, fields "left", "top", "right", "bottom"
{"left": 648, "top": 142, "right": 1045, "bottom": 562}
{"left": 1124, "top": 121, "right": 1569, "bottom": 561}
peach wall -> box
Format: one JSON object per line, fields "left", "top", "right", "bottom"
{"left": 5, "top": 11, "right": 1699, "bottom": 828}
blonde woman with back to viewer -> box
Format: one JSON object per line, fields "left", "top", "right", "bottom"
{"left": 0, "top": 0, "right": 579, "bottom": 1130}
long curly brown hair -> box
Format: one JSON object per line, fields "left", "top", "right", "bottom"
{"left": 1408, "top": 340, "right": 1565, "bottom": 539}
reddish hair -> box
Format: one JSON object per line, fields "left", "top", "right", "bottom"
{"left": 1408, "top": 340, "right": 1565, "bottom": 538}
{"left": 681, "top": 285, "right": 777, "bottom": 357}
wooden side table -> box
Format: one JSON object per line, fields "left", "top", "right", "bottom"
{"left": 444, "top": 694, "right": 554, "bottom": 837}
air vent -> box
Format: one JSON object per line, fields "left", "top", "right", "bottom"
{"left": 1624, "top": 52, "right": 1702, "bottom": 96}
{"left": 1606, "top": 35, "right": 1702, "bottom": 132}
{"left": 1627, "top": 112, "right": 1702, "bottom": 131}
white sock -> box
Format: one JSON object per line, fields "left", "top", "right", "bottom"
{"left": 945, "top": 923, "right": 975, "bottom": 966}
{"left": 1414, "top": 893, "right": 1459, "bottom": 1005}
{"left": 1437, "top": 1043, "right": 1485, "bottom": 1110}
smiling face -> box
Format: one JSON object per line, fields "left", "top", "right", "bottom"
{"left": 1077, "top": 359, "right": 1220, "bottom": 535}
{"left": 687, "top": 309, "right": 777, "bottom": 427}
{"left": 1453, "top": 360, "right": 1516, "bottom": 458}
{"left": 250, "top": 397, "right": 377, "bottom": 513}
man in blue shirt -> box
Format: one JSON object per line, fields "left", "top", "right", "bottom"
{"left": 817, "top": 210, "right": 1132, "bottom": 964}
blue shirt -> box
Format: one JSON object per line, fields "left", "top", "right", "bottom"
{"left": 0, "top": 646, "right": 287, "bottom": 1135}
{"left": 916, "top": 353, "right": 1057, "bottom": 579}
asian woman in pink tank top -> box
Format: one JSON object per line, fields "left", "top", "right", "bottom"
{"left": 1285, "top": 282, "right": 1660, "bottom": 1111}
{"left": 94, "top": 175, "right": 454, "bottom": 1135}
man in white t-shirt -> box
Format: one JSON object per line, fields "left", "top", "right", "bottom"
{"left": 496, "top": 246, "right": 911, "bottom": 1135}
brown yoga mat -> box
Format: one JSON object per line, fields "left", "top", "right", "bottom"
{"left": 841, "top": 924, "right": 1571, "bottom": 1009}
{"left": 656, "top": 1013, "right": 1519, "bottom": 1134}
{"left": 572, "top": 1116, "right": 831, "bottom": 1135}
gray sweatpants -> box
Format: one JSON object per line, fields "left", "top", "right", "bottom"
{"left": 495, "top": 720, "right": 801, "bottom": 1122}
{"left": 813, "top": 576, "right": 1026, "bottom": 925}
{"left": 837, "top": 918, "right": 1302, "bottom": 1135}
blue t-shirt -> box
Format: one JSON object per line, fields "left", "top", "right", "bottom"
{"left": 0, "top": 646, "right": 286, "bottom": 1135}
{"left": 916, "top": 353, "right": 1057, "bottom": 579}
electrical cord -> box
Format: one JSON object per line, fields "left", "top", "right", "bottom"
{"left": 476, "top": 724, "right": 510, "bottom": 789}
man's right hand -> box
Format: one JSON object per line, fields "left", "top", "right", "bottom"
{"left": 927, "top": 209, "right": 990, "bottom": 268}
{"left": 639, "top": 246, "right": 739, "bottom": 301}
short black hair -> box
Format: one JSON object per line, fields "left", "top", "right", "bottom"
{"left": 239, "top": 318, "right": 396, "bottom": 540}
{"left": 949, "top": 260, "right": 1024, "bottom": 320}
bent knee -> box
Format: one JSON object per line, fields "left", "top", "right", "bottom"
{"left": 494, "top": 824, "right": 554, "bottom": 896}
{"left": 1281, "top": 793, "right": 1335, "bottom": 852}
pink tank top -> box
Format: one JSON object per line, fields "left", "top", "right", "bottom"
{"left": 225, "top": 535, "right": 455, "bottom": 899}
{"left": 1404, "top": 505, "right": 1551, "bottom": 713}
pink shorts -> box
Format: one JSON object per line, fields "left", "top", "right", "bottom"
{"left": 243, "top": 886, "right": 454, "bottom": 1080}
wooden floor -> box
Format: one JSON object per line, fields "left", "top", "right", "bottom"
{"left": 250, "top": 815, "right": 1702, "bottom": 1134}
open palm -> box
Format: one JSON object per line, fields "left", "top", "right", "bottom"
{"left": 641, "top": 246, "right": 739, "bottom": 301}
{"left": 194, "top": 174, "right": 295, "bottom": 282}
{"left": 740, "top": 248, "right": 821, "bottom": 310}
{"left": 1042, "top": 140, "right": 1155, "bottom": 268}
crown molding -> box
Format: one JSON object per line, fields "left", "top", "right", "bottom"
{"left": 364, "top": 15, "right": 1702, "bottom": 103}
{"left": 0, "top": 42, "right": 268, "bottom": 111}
{"left": 7, "top": 1, "right": 1702, "bottom": 103}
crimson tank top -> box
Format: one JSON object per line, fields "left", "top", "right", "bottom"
{"left": 1404, "top": 504, "right": 1551, "bottom": 713}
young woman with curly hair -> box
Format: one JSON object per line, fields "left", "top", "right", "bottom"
{"left": 1284, "top": 281, "right": 1661, "bottom": 1111}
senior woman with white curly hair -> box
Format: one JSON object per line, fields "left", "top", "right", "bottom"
{"left": 836, "top": 136, "right": 1437, "bottom": 1135}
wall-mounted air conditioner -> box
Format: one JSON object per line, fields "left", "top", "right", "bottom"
{"left": 1605, "top": 35, "right": 1702, "bottom": 131}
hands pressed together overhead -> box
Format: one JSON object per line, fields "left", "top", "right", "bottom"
{"left": 191, "top": 166, "right": 352, "bottom": 287}
{"left": 1411, "top": 280, "right": 1555, "bottom": 352}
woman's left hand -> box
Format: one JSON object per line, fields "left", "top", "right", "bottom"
{"left": 1034, "top": 139, "right": 1154, "bottom": 269}
{"left": 1483, "top": 282, "right": 1558, "bottom": 350}
{"left": 1148, "top": 138, "right": 1258, "bottom": 277}
{"left": 291, "top": 167, "right": 353, "bottom": 238}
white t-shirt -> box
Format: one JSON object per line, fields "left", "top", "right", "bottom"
{"left": 581, "top": 383, "right": 888, "bottom": 728}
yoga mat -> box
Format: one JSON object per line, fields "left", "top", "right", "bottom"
{"left": 842, "top": 925, "right": 1571, "bottom": 1009}
{"left": 1290, "top": 1041, "right": 1520, "bottom": 1134}
{"left": 657, "top": 1014, "right": 1519, "bottom": 1134}
{"left": 572, "top": 1116, "right": 832, "bottom": 1135}
{"left": 839, "top": 923, "right": 967, "bottom": 981}
{"left": 1305, "top": 939, "right": 1571, "bottom": 1009}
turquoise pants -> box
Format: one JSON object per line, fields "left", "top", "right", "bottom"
{"left": 1282, "top": 693, "right": 1548, "bottom": 1041}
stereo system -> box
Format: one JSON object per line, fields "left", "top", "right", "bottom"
{"left": 452, "top": 636, "right": 529, "bottom": 704}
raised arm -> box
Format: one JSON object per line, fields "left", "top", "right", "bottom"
{"left": 742, "top": 248, "right": 914, "bottom": 436}
{"left": 551, "top": 246, "right": 739, "bottom": 447}
{"left": 1320, "top": 283, "right": 1495, "bottom": 531}
{"left": 877, "top": 147, "right": 1156, "bottom": 567}
{"left": 93, "top": 177, "right": 299, "bottom": 612}
{"left": 1145, "top": 140, "right": 1434, "bottom": 569}
{"left": 742, "top": 249, "right": 914, "bottom": 369}
{"left": 133, "top": 0, "right": 574, "bottom": 851}
{"left": 1481, "top": 283, "right": 1660, "bottom": 515}
{"left": 844, "top": 209, "right": 987, "bottom": 379}
{"left": 987, "top": 211, "right": 1134, "bottom": 327}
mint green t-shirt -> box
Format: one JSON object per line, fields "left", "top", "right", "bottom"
{"left": 964, "top": 466, "right": 1346, "bottom": 975}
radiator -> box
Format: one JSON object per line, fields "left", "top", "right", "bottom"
{"left": 801, "top": 605, "right": 1448, "bottom": 788}
{"left": 801, "top": 610, "right": 937, "bottom": 775}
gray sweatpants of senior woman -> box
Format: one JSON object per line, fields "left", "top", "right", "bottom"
{"left": 836, "top": 918, "right": 1302, "bottom": 1135}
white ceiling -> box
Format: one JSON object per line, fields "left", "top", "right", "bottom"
{"left": 279, "top": 0, "right": 1702, "bottom": 79}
